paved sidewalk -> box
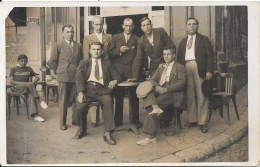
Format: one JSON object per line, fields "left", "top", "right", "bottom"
{"left": 5, "top": 84, "right": 248, "bottom": 164}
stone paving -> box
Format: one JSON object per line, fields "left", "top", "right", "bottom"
{"left": 4, "top": 84, "right": 248, "bottom": 165}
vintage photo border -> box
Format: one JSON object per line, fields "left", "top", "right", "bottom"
{"left": 0, "top": 0, "right": 259, "bottom": 166}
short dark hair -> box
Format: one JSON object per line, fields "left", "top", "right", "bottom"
{"left": 17, "top": 54, "right": 28, "bottom": 61}
{"left": 140, "top": 17, "right": 152, "bottom": 25}
{"left": 186, "top": 17, "right": 199, "bottom": 25}
{"left": 123, "top": 18, "right": 133, "bottom": 25}
{"left": 90, "top": 42, "right": 103, "bottom": 49}
{"left": 163, "top": 46, "right": 176, "bottom": 54}
{"left": 62, "top": 24, "right": 74, "bottom": 32}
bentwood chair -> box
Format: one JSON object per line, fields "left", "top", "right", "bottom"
{"left": 208, "top": 72, "right": 240, "bottom": 125}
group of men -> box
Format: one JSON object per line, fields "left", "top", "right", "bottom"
{"left": 45, "top": 16, "right": 214, "bottom": 146}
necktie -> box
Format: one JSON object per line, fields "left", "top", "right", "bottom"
{"left": 126, "top": 35, "right": 129, "bottom": 43}
{"left": 69, "top": 41, "right": 73, "bottom": 53}
{"left": 187, "top": 36, "right": 193, "bottom": 50}
{"left": 159, "top": 64, "right": 169, "bottom": 86}
{"left": 95, "top": 60, "right": 100, "bottom": 80}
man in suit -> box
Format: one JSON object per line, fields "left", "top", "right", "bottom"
{"left": 131, "top": 17, "right": 175, "bottom": 81}
{"left": 136, "top": 46, "right": 186, "bottom": 145}
{"left": 49, "top": 24, "right": 83, "bottom": 130}
{"left": 108, "top": 18, "right": 141, "bottom": 129}
{"left": 83, "top": 16, "right": 112, "bottom": 127}
{"left": 74, "top": 42, "right": 121, "bottom": 145}
{"left": 176, "top": 17, "right": 214, "bottom": 133}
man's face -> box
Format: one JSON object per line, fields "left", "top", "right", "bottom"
{"left": 63, "top": 27, "right": 74, "bottom": 41}
{"left": 92, "top": 18, "right": 103, "bottom": 34}
{"left": 90, "top": 44, "right": 103, "bottom": 59}
{"left": 163, "top": 49, "right": 175, "bottom": 64}
{"left": 186, "top": 19, "right": 198, "bottom": 35}
{"left": 122, "top": 19, "right": 134, "bottom": 35}
{"left": 18, "top": 58, "right": 28, "bottom": 67}
{"left": 141, "top": 19, "right": 153, "bottom": 35}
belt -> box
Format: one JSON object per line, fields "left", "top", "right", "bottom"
{"left": 185, "top": 60, "right": 196, "bottom": 63}
{"left": 86, "top": 81, "right": 103, "bottom": 87}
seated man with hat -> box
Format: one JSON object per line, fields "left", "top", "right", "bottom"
{"left": 136, "top": 46, "right": 186, "bottom": 146}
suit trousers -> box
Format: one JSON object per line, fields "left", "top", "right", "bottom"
{"left": 15, "top": 83, "right": 39, "bottom": 116}
{"left": 114, "top": 86, "right": 139, "bottom": 125}
{"left": 76, "top": 82, "right": 115, "bottom": 133}
{"left": 141, "top": 91, "right": 174, "bottom": 137}
{"left": 185, "top": 62, "right": 208, "bottom": 125}
{"left": 58, "top": 82, "right": 78, "bottom": 125}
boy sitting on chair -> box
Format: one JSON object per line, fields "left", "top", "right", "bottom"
{"left": 136, "top": 46, "right": 186, "bottom": 145}
{"left": 9, "top": 54, "right": 48, "bottom": 122}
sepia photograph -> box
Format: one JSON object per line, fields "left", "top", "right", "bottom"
{"left": 1, "top": 1, "right": 259, "bottom": 166}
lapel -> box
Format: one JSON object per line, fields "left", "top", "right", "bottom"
{"left": 91, "top": 33, "right": 101, "bottom": 43}
{"left": 143, "top": 34, "right": 153, "bottom": 50}
{"left": 152, "top": 29, "right": 159, "bottom": 49}
{"left": 195, "top": 33, "right": 202, "bottom": 56}
{"left": 169, "top": 62, "right": 177, "bottom": 82}
{"left": 120, "top": 33, "right": 127, "bottom": 45}
{"left": 182, "top": 37, "right": 188, "bottom": 57}
{"left": 102, "top": 33, "right": 109, "bottom": 44}
{"left": 62, "top": 40, "right": 73, "bottom": 55}
{"left": 85, "top": 59, "right": 92, "bottom": 79}
{"left": 100, "top": 57, "right": 107, "bottom": 84}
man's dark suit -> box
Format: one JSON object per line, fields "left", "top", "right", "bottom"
{"left": 49, "top": 40, "right": 83, "bottom": 126}
{"left": 140, "top": 62, "right": 186, "bottom": 137}
{"left": 176, "top": 33, "right": 214, "bottom": 125}
{"left": 75, "top": 57, "right": 121, "bottom": 133}
{"left": 108, "top": 33, "right": 140, "bottom": 126}
{"left": 132, "top": 28, "right": 175, "bottom": 80}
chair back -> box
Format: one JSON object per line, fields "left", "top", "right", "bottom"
{"left": 219, "top": 73, "right": 237, "bottom": 95}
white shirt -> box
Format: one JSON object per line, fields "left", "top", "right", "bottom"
{"left": 94, "top": 32, "right": 103, "bottom": 43}
{"left": 185, "top": 34, "right": 196, "bottom": 61}
{"left": 124, "top": 33, "right": 131, "bottom": 43}
{"left": 159, "top": 61, "right": 174, "bottom": 86}
{"left": 64, "top": 39, "right": 74, "bottom": 47}
{"left": 147, "top": 31, "right": 154, "bottom": 46}
{"left": 87, "top": 58, "right": 104, "bottom": 85}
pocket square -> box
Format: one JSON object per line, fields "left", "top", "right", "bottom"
{"left": 132, "top": 45, "right": 135, "bottom": 49}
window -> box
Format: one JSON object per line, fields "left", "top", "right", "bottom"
{"left": 89, "top": 7, "right": 100, "bottom": 15}
{"left": 152, "top": 6, "right": 164, "bottom": 11}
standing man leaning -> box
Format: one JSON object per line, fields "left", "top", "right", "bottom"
{"left": 83, "top": 16, "right": 112, "bottom": 127}
{"left": 176, "top": 17, "right": 214, "bottom": 133}
{"left": 108, "top": 18, "right": 141, "bottom": 128}
{"left": 131, "top": 17, "right": 175, "bottom": 81}
{"left": 49, "top": 24, "right": 83, "bottom": 130}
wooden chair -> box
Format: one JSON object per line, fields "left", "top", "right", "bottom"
{"left": 208, "top": 72, "right": 240, "bottom": 125}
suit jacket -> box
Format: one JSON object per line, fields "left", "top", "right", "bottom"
{"left": 132, "top": 28, "right": 175, "bottom": 80}
{"left": 76, "top": 57, "right": 121, "bottom": 94}
{"left": 150, "top": 62, "right": 186, "bottom": 107}
{"left": 176, "top": 33, "right": 214, "bottom": 78}
{"left": 83, "top": 32, "right": 112, "bottom": 60}
{"left": 108, "top": 33, "right": 139, "bottom": 79}
{"left": 49, "top": 40, "right": 83, "bottom": 82}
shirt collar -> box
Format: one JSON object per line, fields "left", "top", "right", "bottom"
{"left": 165, "top": 61, "right": 174, "bottom": 67}
{"left": 188, "top": 33, "right": 196, "bottom": 39}
{"left": 17, "top": 64, "right": 23, "bottom": 67}
{"left": 92, "top": 58, "right": 101, "bottom": 63}
{"left": 64, "top": 39, "right": 73, "bottom": 46}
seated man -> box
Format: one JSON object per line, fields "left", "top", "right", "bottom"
{"left": 9, "top": 54, "right": 48, "bottom": 122}
{"left": 74, "top": 42, "right": 121, "bottom": 145}
{"left": 136, "top": 46, "right": 186, "bottom": 146}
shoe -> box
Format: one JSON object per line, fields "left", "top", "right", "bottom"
{"left": 91, "top": 123, "right": 98, "bottom": 128}
{"left": 39, "top": 101, "right": 48, "bottom": 109}
{"left": 164, "top": 131, "right": 175, "bottom": 136}
{"left": 34, "top": 116, "right": 45, "bottom": 122}
{"left": 136, "top": 137, "right": 157, "bottom": 146}
{"left": 75, "top": 129, "right": 86, "bottom": 139}
{"left": 184, "top": 122, "right": 197, "bottom": 128}
{"left": 200, "top": 125, "right": 208, "bottom": 133}
{"left": 60, "top": 124, "right": 67, "bottom": 130}
{"left": 149, "top": 108, "right": 164, "bottom": 116}
{"left": 103, "top": 133, "right": 116, "bottom": 145}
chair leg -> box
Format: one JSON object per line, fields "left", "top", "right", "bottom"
{"left": 224, "top": 97, "right": 231, "bottom": 125}
{"left": 16, "top": 97, "right": 19, "bottom": 116}
{"left": 208, "top": 109, "right": 212, "bottom": 123}
{"left": 174, "top": 108, "right": 180, "bottom": 136}
{"left": 25, "top": 95, "right": 29, "bottom": 120}
{"left": 232, "top": 96, "right": 240, "bottom": 120}
{"left": 46, "top": 86, "right": 49, "bottom": 105}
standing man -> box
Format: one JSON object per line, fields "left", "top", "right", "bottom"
{"left": 176, "top": 17, "right": 214, "bottom": 133}
{"left": 131, "top": 17, "right": 175, "bottom": 81}
{"left": 83, "top": 16, "right": 112, "bottom": 127}
{"left": 49, "top": 24, "right": 83, "bottom": 130}
{"left": 108, "top": 18, "right": 141, "bottom": 128}
{"left": 75, "top": 42, "right": 121, "bottom": 145}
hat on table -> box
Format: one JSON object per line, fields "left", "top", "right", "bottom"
{"left": 136, "top": 81, "right": 153, "bottom": 98}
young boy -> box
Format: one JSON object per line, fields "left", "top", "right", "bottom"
{"left": 9, "top": 54, "right": 48, "bottom": 122}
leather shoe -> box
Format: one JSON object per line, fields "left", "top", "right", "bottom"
{"left": 200, "top": 125, "right": 208, "bottom": 133}
{"left": 75, "top": 129, "right": 86, "bottom": 139}
{"left": 103, "top": 133, "right": 116, "bottom": 145}
{"left": 164, "top": 131, "right": 175, "bottom": 136}
{"left": 60, "top": 124, "right": 67, "bottom": 130}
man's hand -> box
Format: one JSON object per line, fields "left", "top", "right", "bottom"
{"left": 120, "top": 46, "right": 129, "bottom": 54}
{"left": 77, "top": 92, "right": 84, "bottom": 104}
{"left": 50, "top": 70, "right": 57, "bottom": 79}
{"left": 206, "top": 72, "right": 213, "bottom": 80}
{"left": 155, "top": 86, "right": 167, "bottom": 94}
{"left": 126, "top": 78, "right": 137, "bottom": 82}
{"left": 108, "top": 80, "right": 117, "bottom": 89}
